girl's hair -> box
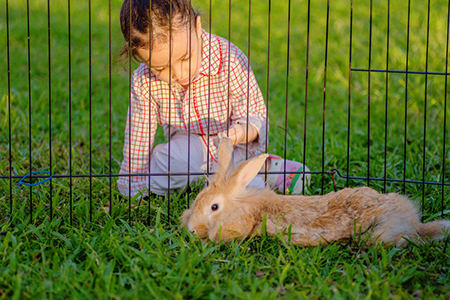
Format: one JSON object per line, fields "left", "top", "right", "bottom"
{"left": 120, "top": 0, "right": 199, "bottom": 63}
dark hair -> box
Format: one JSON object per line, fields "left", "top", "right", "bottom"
{"left": 120, "top": 0, "right": 199, "bottom": 63}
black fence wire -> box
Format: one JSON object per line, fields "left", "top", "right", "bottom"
{"left": 1, "top": 0, "right": 449, "bottom": 226}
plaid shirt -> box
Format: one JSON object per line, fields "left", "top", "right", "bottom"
{"left": 118, "top": 30, "right": 267, "bottom": 194}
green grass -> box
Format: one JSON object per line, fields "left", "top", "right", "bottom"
{"left": 1, "top": 0, "right": 450, "bottom": 298}
{"left": 1, "top": 203, "right": 449, "bottom": 299}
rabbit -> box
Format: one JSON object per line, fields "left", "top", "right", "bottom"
{"left": 181, "top": 137, "right": 450, "bottom": 248}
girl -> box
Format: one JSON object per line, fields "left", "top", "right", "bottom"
{"left": 118, "top": 0, "right": 310, "bottom": 197}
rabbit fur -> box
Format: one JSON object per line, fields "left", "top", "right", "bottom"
{"left": 181, "top": 138, "right": 450, "bottom": 247}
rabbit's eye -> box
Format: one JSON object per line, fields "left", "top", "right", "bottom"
{"left": 211, "top": 204, "right": 219, "bottom": 211}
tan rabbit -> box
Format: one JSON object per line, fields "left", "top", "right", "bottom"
{"left": 181, "top": 138, "right": 450, "bottom": 247}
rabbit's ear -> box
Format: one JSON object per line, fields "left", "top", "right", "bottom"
{"left": 215, "top": 137, "right": 234, "bottom": 184}
{"left": 228, "top": 153, "right": 269, "bottom": 195}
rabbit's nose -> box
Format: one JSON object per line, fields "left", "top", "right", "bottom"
{"left": 187, "top": 223, "right": 195, "bottom": 233}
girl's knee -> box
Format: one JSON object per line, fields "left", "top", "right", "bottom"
{"left": 151, "top": 143, "right": 185, "bottom": 173}
{"left": 151, "top": 135, "right": 206, "bottom": 174}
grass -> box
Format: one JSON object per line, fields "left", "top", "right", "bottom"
{"left": 1, "top": 206, "right": 450, "bottom": 299}
{"left": 0, "top": 0, "right": 450, "bottom": 298}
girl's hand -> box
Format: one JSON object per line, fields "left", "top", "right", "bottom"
{"left": 213, "top": 123, "right": 258, "bottom": 147}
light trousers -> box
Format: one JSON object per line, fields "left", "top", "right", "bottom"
{"left": 143, "top": 131, "right": 264, "bottom": 196}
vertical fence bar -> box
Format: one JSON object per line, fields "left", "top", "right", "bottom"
{"left": 109, "top": 0, "right": 113, "bottom": 215}
{"left": 205, "top": 0, "right": 211, "bottom": 192}
{"left": 89, "top": 0, "right": 93, "bottom": 222}
{"left": 346, "top": 0, "right": 353, "bottom": 188}
{"left": 321, "top": 0, "right": 330, "bottom": 194}
{"left": 301, "top": 0, "right": 310, "bottom": 195}
{"left": 383, "top": 0, "right": 390, "bottom": 193}
{"left": 47, "top": 0, "right": 53, "bottom": 220}
{"left": 167, "top": 0, "right": 173, "bottom": 221}
{"left": 128, "top": 0, "right": 132, "bottom": 221}
{"left": 403, "top": 0, "right": 411, "bottom": 193}
{"left": 443, "top": 0, "right": 450, "bottom": 219}
{"left": 26, "top": 0, "right": 33, "bottom": 223}
{"left": 148, "top": 0, "right": 153, "bottom": 224}
{"left": 184, "top": 0, "right": 192, "bottom": 212}
{"left": 6, "top": 0, "right": 12, "bottom": 215}
{"left": 367, "top": 0, "right": 373, "bottom": 187}
{"left": 264, "top": 0, "right": 271, "bottom": 182}
{"left": 207, "top": 0, "right": 211, "bottom": 177}
{"left": 282, "top": 0, "right": 292, "bottom": 194}
{"left": 422, "top": 0, "right": 431, "bottom": 214}
{"left": 68, "top": 0, "right": 73, "bottom": 226}
{"left": 245, "top": 0, "right": 252, "bottom": 158}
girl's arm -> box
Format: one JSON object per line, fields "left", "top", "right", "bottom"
{"left": 118, "top": 70, "right": 158, "bottom": 197}
{"left": 227, "top": 48, "right": 267, "bottom": 145}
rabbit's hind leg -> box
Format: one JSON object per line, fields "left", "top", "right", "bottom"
{"left": 288, "top": 233, "right": 331, "bottom": 247}
{"left": 393, "top": 234, "right": 411, "bottom": 248}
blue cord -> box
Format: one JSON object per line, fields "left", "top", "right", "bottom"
{"left": 18, "top": 171, "right": 53, "bottom": 189}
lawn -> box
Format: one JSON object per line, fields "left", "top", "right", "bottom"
{"left": 0, "top": 0, "right": 449, "bottom": 299}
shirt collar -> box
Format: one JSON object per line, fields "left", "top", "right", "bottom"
{"left": 198, "top": 29, "right": 222, "bottom": 77}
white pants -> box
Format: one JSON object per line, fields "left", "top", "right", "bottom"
{"left": 148, "top": 131, "right": 264, "bottom": 195}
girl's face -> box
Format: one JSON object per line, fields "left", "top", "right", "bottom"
{"left": 137, "top": 16, "right": 203, "bottom": 87}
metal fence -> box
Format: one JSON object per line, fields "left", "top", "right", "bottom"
{"left": 1, "top": 0, "right": 449, "bottom": 226}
